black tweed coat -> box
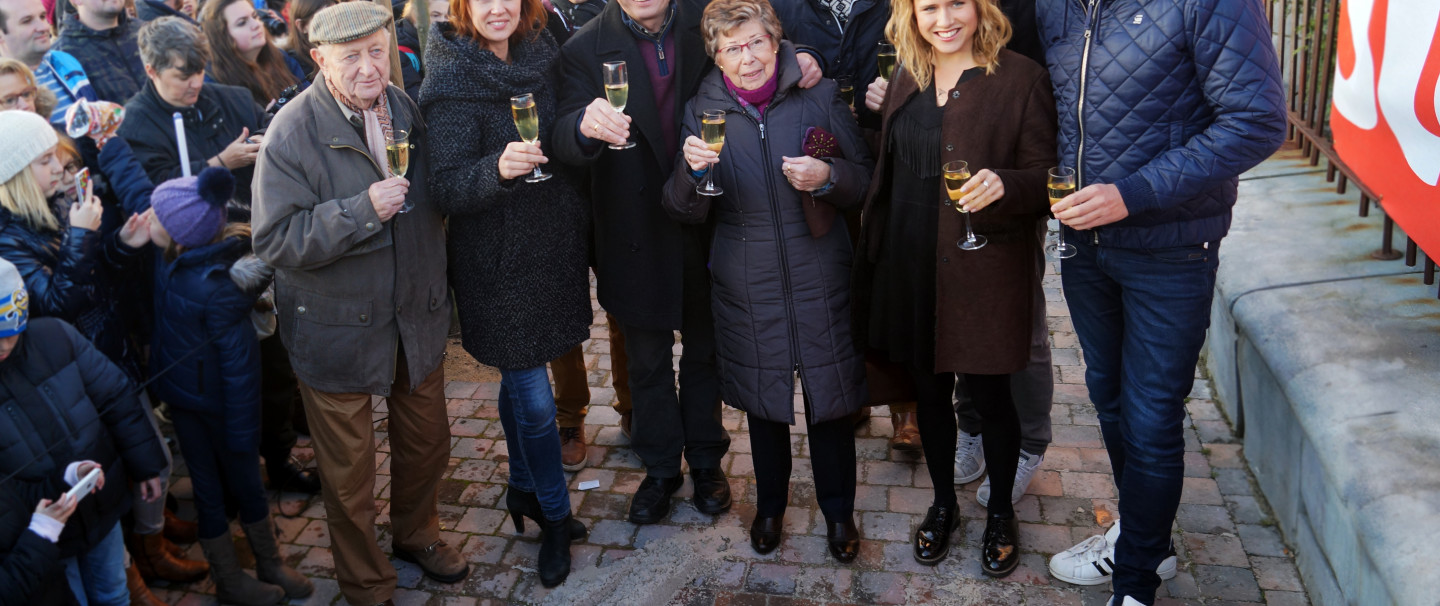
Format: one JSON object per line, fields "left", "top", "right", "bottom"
{"left": 420, "top": 25, "right": 591, "bottom": 370}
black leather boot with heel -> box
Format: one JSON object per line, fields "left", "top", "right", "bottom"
{"left": 538, "top": 514, "right": 574, "bottom": 588}
{"left": 505, "top": 487, "right": 588, "bottom": 540}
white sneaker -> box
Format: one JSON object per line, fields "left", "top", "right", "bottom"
{"left": 1048, "top": 522, "right": 1178, "bottom": 586}
{"left": 1106, "top": 597, "right": 1145, "bottom": 606}
{"left": 953, "top": 432, "right": 986, "bottom": 484}
{"left": 977, "top": 450, "right": 1044, "bottom": 506}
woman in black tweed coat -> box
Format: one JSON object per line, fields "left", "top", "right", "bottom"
{"left": 419, "top": 0, "right": 590, "bottom": 588}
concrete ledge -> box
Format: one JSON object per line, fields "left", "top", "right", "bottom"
{"left": 1204, "top": 149, "right": 1439, "bottom": 606}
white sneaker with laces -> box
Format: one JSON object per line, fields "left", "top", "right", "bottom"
{"left": 977, "top": 449, "right": 1044, "bottom": 506}
{"left": 953, "top": 432, "right": 985, "bottom": 484}
{"left": 1048, "top": 521, "right": 1178, "bottom": 586}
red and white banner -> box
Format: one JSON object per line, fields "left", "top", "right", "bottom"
{"left": 1331, "top": 0, "right": 1440, "bottom": 256}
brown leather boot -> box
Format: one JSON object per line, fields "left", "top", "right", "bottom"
{"left": 126, "top": 562, "right": 169, "bottom": 606}
{"left": 163, "top": 509, "right": 198, "bottom": 544}
{"left": 890, "top": 411, "right": 922, "bottom": 452}
{"left": 560, "top": 426, "right": 587, "bottom": 472}
{"left": 128, "top": 530, "right": 210, "bottom": 583}
{"left": 394, "top": 540, "right": 469, "bottom": 583}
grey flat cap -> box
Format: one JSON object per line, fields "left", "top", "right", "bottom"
{"left": 308, "top": 1, "right": 393, "bottom": 46}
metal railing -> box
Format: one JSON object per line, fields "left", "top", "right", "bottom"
{"left": 1267, "top": 0, "right": 1437, "bottom": 296}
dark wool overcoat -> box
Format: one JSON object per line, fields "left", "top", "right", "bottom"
{"left": 419, "top": 26, "right": 591, "bottom": 370}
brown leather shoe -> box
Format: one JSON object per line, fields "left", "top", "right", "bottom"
{"left": 560, "top": 426, "right": 587, "bottom": 472}
{"left": 619, "top": 412, "right": 632, "bottom": 440}
{"left": 394, "top": 540, "right": 469, "bottom": 583}
{"left": 163, "top": 509, "right": 198, "bottom": 544}
{"left": 128, "top": 531, "right": 210, "bottom": 583}
{"left": 126, "top": 563, "right": 169, "bottom": 606}
{"left": 891, "top": 411, "right": 922, "bottom": 452}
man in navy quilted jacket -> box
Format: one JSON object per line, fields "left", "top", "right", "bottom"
{"left": 1036, "top": 1, "right": 1286, "bottom": 604}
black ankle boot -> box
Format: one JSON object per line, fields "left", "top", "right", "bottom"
{"left": 504, "top": 488, "right": 588, "bottom": 541}
{"left": 913, "top": 505, "right": 959, "bottom": 565}
{"left": 538, "top": 514, "right": 573, "bottom": 588}
{"left": 981, "top": 513, "right": 1020, "bottom": 577}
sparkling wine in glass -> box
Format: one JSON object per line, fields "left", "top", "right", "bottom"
{"left": 945, "top": 160, "right": 986, "bottom": 251}
{"left": 510, "top": 93, "right": 551, "bottom": 183}
{"left": 386, "top": 128, "right": 414, "bottom": 213}
{"left": 697, "top": 110, "right": 725, "bottom": 196}
{"left": 836, "top": 76, "right": 855, "bottom": 109}
{"left": 878, "top": 42, "right": 897, "bottom": 80}
{"left": 1047, "top": 167, "right": 1077, "bottom": 259}
{"left": 602, "top": 61, "right": 636, "bottom": 150}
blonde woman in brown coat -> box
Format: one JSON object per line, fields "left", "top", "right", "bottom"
{"left": 856, "top": 0, "right": 1056, "bottom": 576}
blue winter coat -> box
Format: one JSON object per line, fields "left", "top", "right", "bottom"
{"left": 0, "top": 317, "right": 168, "bottom": 559}
{"left": 150, "top": 237, "right": 269, "bottom": 454}
{"left": 1037, "top": 0, "right": 1287, "bottom": 248}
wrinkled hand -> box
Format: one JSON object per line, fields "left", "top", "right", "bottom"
{"left": 796, "top": 53, "right": 823, "bottom": 89}
{"left": 119, "top": 210, "right": 152, "bottom": 249}
{"left": 956, "top": 169, "right": 1004, "bottom": 213}
{"left": 368, "top": 176, "right": 409, "bottom": 222}
{"left": 864, "top": 77, "right": 888, "bottom": 113}
{"left": 35, "top": 494, "right": 79, "bottom": 525}
{"left": 75, "top": 461, "right": 105, "bottom": 492}
{"left": 217, "top": 127, "right": 260, "bottom": 169}
{"left": 139, "top": 477, "right": 162, "bottom": 503}
{"left": 580, "top": 98, "right": 631, "bottom": 147}
{"left": 682, "top": 135, "right": 719, "bottom": 173}
{"left": 780, "top": 156, "right": 831, "bottom": 192}
{"left": 498, "top": 141, "right": 548, "bottom": 181}
{"left": 1053, "top": 183, "right": 1129, "bottom": 230}
{"left": 69, "top": 194, "right": 103, "bottom": 232}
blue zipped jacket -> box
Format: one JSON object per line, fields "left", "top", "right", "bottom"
{"left": 1038, "top": 0, "right": 1287, "bottom": 248}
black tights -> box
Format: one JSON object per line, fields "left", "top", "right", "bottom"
{"left": 910, "top": 366, "right": 1022, "bottom": 517}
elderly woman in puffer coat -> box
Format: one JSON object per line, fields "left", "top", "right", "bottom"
{"left": 661, "top": 0, "right": 872, "bottom": 565}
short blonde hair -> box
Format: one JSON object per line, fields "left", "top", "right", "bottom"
{"left": 701, "top": 0, "right": 783, "bottom": 58}
{"left": 885, "top": 0, "right": 1011, "bottom": 91}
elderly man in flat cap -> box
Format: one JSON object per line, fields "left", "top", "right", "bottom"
{"left": 251, "top": 2, "right": 465, "bottom": 603}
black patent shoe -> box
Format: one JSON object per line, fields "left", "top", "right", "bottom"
{"left": 504, "top": 488, "right": 588, "bottom": 541}
{"left": 981, "top": 513, "right": 1020, "bottom": 577}
{"left": 690, "top": 468, "right": 732, "bottom": 515}
{"left": 913, "top": 505, "right": 960, "bottom": 565}
{"left": 826, "top": 517, "right": 860, "bottom": 563}
{"left": 750, "top": 515, "right": 783, "bottom": 554}
{"left": 627, "top": 475, "right": 684, "bottom": 524}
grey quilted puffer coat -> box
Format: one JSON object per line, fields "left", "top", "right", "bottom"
{"left": 662, "top": 46, "right": 872, "bottom": 424}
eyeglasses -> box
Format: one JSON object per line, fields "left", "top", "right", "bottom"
{"left": 1, "top": 87, "right": 36, "bottom": 109}
{"left": 718, "top": 35, "right": 773, "bottom": 61}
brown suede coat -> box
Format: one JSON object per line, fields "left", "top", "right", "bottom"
{"left": 858, "top": 49, "right": 1058, "bottom": 375}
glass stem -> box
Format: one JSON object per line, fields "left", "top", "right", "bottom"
{"left": 1057, "top": 223, "right": 1067, "bottom": 249}
{"left": 964, "top": 211, "right": 977, "bottom": 243}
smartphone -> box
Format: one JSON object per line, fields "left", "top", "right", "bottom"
{"left": 76, "top": 168, "right": 91, "bottom": 203}
{"left": 65, "top": 467, "right": 102, "bottom": 502}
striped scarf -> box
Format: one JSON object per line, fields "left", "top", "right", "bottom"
{"left": 329, "top": 79, "right": 396, "bottom": 174}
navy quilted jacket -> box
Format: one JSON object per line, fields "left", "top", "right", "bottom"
{"left": 150, "top": 237, "right": 268, "bottom": 453}
{"left": 1038, "top": 0, "right": 1286, "bottom": 248}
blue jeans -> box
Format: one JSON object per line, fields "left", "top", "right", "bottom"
{"left": 497, "top": 366, "right": 570, "bottom": 521}
{"left": 63, "top": 521, "right": 127, "bottom": 606}
{"left": 1061, "top": 238, "right": 1220, "bottom": 605}
{"left": 171, "top": 408, "right": 270, "bottom": 539}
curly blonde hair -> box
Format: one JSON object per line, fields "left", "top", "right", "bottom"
{"left": 885, "top": 0, "right": 1011, "bottom": 91}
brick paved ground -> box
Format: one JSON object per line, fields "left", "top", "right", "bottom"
{"left": 149, "top": 266, "right": 1310, "bottom": 605}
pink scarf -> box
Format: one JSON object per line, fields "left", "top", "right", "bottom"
{"left": 329, "top": 79, "right": 396, "bottom": 174}
{"left": 724, "top": 68, "right": 780, "bottom": 116}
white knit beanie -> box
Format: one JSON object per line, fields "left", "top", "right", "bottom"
{"left": 0, "top": 110, "right": 59, "bottom": 185}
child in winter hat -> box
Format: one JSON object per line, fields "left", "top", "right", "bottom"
{"left": 0, "top": 257, "right": 28, "bottom": 339}
{"left": 149, "top": 166, "right": 233, "bottom": 250}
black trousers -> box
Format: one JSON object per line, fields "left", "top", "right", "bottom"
{"left": 911, "top": 366, "right": 1022, "bottom": 517}
{"left": 259, "top": 334, "right": 303, "bottom": 467}
{"left": 749, "top": 410, "right": 856, "bottom": 522}
{"left": 620, "top": 265, "right": 730, "bottom": 478}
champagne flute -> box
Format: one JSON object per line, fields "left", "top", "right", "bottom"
{"left": 944, "top": 160, "right": 986, "bottom": 251}
{"left": 1047, "top": 167, "right": 1077, "bottom": 259}
{"left": 510, "top": 93, "right": 551, "bottom": 183}
{"left": 836, "top": 76, "right": 856, "bottom": 109}
{"left": 877, "top": 42, "right": 897, "bottom": 80}
{"left": 385, "top": 128, "right": 414, "bottom": 213}
{"left": 602, "top": 61, "right": 636, "bottom": 150}
{"left": 697, "top": 110, "right": 725, "bottom": 196}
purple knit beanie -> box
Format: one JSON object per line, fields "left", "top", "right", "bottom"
{"left": 151, "top": 167, "right": 235, "bottom": 249}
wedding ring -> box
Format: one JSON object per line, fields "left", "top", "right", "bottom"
{"left": 592, "top": 121, "right": 601, "bottom": 135}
